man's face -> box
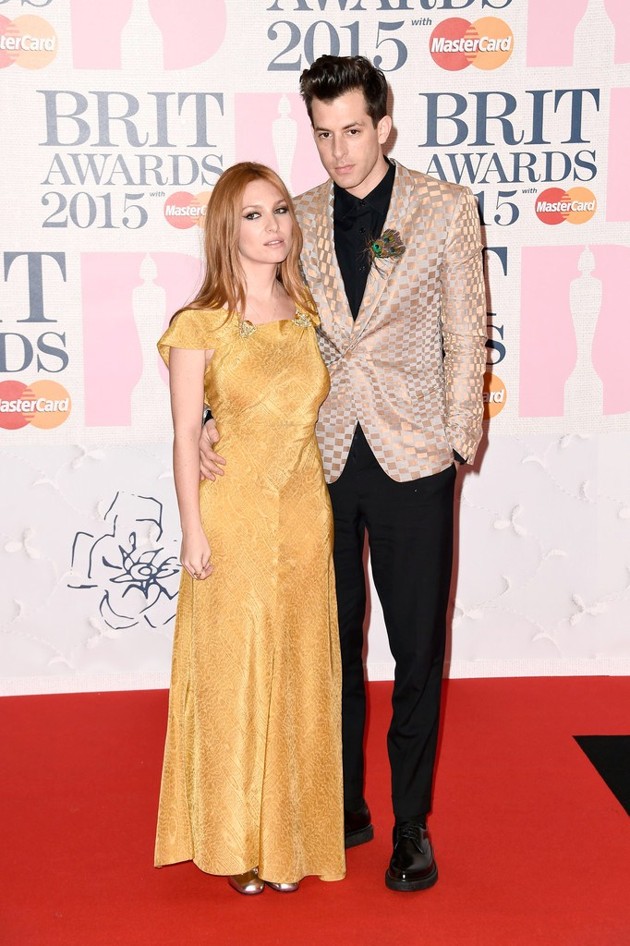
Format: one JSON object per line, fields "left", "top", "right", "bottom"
{"left": 310, "top": 89, "right": 392, "bottom": 199}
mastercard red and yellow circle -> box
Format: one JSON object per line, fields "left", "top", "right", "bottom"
{"left": 535, "top": 187, "right": 597, "bottom": 225}
{"left": 483, "top": 372, "right": 507, "bottom": 419}
{"left": 429, "top": 17, "right": 513, "bottom": 71}
{"left": 164, "top": 191, "right": 211, "bottom": 229}
{"left": 0, "top": 15, "right": 57, "bottom": 70}
{"left": 0, "top": 379, "right": 71, "bottom": 430}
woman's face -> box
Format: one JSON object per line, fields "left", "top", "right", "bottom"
{"left": 237, "top": 178, "right": 293, "bottom": 268}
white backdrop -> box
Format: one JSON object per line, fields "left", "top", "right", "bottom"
{"left": 1, "top": 0, "right": 629, "bottom": 695}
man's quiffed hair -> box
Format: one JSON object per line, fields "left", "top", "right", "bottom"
{"left": 299, "top": 55, "right": 388, "bottom": 127}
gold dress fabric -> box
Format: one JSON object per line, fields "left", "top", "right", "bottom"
{"left": 154, "top": 307, "right": 345, "bottom": 884}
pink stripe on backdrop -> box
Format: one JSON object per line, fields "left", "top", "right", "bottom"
{"left": 520, "top": 246, "right": 630, "bottom": 417}
{"left": 526, "top": 0, "right": 587, "bottom": 67}
{"left": 591, "top": 246, "right": 630, "bottom": 414}
{"left": 82, "top": 253, "right": 142, "bottom": 426}
{"left": 69, "top": 0, "right": 225, "bottom": 70}
{"left": 152, "top": 0, "right": 226, "bottom": 70}
{"left": 527, "top": 0, "right": 629, "bottom": 67}
{"left": 153, "top": 251, "right": 204, "bottom": 387}
{"left": 82, "top": 252, "right": 201, "bottom": 426}
{"left": 69, "top": 0, "right": 129, "bottom": 69}
{"left": 607, "top": 88, "right": 630, "bottom": 221}
{"left": 605, "top": 0, "right": 630, "bottom": 62}
{"left": 520, "top": 246, "right": 579, "bottom": 417}
{"left": 234, "top": 93, "right": 326, "bottom": 198}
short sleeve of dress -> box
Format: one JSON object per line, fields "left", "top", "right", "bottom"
{"left": 157, "top": 308, "right": 228, "bottom": 366}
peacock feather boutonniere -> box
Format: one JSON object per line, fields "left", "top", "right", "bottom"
{"left": 367, "top": 228, "right": 406, "bottom": 273}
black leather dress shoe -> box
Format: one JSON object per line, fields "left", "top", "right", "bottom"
{"left": 344, "top": 800, "right": 374, "bottom": 849}
{"left": 385, "top": 822, "right": 438, "bottom": 891}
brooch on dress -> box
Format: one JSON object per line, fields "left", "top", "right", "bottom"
{"left": 238, "top": 319, "right": 256, "bottom": 338}
{"left": 292, "top": 310, "right": 311, "bottom": 328}
{"left": 237, "top": 312, "right": 312, "bottom": 338}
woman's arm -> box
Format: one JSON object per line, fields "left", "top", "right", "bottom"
{"left": 169, "top": 346, "right": 213, "bottom": 580}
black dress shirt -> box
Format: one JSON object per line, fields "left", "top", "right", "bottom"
{"left": 333, "top": 159, "right": 395, "bottom": 320}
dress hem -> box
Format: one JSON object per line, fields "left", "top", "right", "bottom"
{"left": 154, "top": 855, "right": 345, "bottom": 883}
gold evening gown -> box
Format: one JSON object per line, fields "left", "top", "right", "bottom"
{"left": 154, "top": 307, "right": 345, "bottom": 884}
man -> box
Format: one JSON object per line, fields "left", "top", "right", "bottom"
{"left": 201, "top": 55, "right": 486, "bottom": 891}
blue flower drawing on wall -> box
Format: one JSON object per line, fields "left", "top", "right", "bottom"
{"left": 69, "top": 492, "right": 180, "bottom": 630}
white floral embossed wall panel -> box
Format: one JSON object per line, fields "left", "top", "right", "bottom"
{"left": 1, "top": 0, "right": 629, "bottom": 692}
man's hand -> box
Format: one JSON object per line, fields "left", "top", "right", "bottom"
{"left": 199, "top": 418, "right": 226, "bottom": 481}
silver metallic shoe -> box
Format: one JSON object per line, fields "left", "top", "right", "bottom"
{"left": 228, "top": 868, "right": 265, "bottom": 895}
{"left": 265, "top": 881, "right": 300, "bottom": 893}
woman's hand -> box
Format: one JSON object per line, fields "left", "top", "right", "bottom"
{"left": 180, "top": 528, "right": 213, "bottom": 580}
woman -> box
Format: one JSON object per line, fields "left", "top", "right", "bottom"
{"left": 154, "top": 163, "right": 345, "bottom": 894}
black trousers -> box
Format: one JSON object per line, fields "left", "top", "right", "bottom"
{"left": 327, "top": 425, "right": 456, "bottom": 821}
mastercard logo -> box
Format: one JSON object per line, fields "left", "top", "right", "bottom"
{"left": 535, "top": 187, "right": 597, "bottom": 225}
{"left": 0, "top": 380, "right": 71, "bottom": 430}
{"left": 483, "top": 372, "right": 506, "bottom": 419}
{"left": 0, "top": 15, "right": 57, "bottom": 70}
{"left": 429, "top": 17, "right": 513, "bottom": 71}
{"left": 164, "top": 191, "right": 212, "bottom": 229}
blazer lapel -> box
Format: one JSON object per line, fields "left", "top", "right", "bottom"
{"left": 353, "top": 162, "right": 417, "bottom": 336}
{"left": 313, "top": 182, "right": 355, "bottom": 339}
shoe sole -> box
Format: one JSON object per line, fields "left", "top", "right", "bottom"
{"left": 344, "top": 823, "right": 374, "bottom": 849}
{"left": 384, "top": 864, "right": 438, "bottom": 892}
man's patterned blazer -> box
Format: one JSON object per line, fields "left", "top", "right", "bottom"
{"left": 295, "top": 161, "right": 488, "bottom": 484}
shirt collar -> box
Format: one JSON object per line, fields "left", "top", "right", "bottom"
{"left": 333, "top": 158, "right": 395, "bottom": 221}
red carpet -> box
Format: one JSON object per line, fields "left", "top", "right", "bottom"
{"left": 2, "top": 678, "right": 629, "bottom": 946}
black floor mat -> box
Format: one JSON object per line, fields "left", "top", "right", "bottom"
{"left": 574, "top": 735, "right": 630, "bottom": 816}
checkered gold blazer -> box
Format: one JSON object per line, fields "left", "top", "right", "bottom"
{"left": 294, "top": 162, "right": 487, "bottom": 484}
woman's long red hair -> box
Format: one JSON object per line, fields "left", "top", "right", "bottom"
{"left": 175, "top": 162, "right": 316, "bottom": 320}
